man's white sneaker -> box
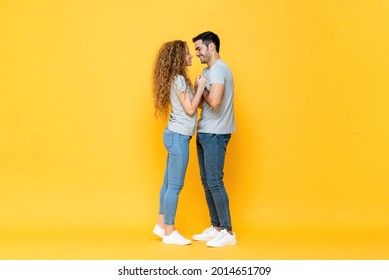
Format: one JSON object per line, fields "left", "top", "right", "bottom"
{"left": 153, "top": 224, "right": 164, "bottom": 238}
{"left": 163, "top": 230, "right": 191, "bottom": 245}
{"left": 206, "top": 229, "right": 237, "bottom": 247}
{"left": 193, "top": 226, "right": 219, "bottom": 241}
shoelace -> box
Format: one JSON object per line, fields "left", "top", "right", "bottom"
{"left": 214, "top": 230, "right": 228, "bottom": 241}
{"left": 172, "top": 231, "right": 187, "bottom": 240}
{"left": 203, "top": 227, "right": 214, "bottom": 234}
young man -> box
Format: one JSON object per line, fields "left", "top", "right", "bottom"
{"left": 192, "top": 31, "right": 237, "bottom": 247}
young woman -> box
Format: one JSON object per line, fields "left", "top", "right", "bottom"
{"left": 152, "top": 40, "right": 207, "bottom": 245}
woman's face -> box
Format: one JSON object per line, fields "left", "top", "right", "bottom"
{"left": 185, "top": 45, "right": 193, "bottom": 66}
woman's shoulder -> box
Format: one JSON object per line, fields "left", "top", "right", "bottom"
{"left": 172, "top": 74, "right": 189, "bottom": 89}
{"left": 173, "top": 74, "right": 185, "bottom": 83}
{"left": 170, "top": 75, "right": 189, "bottom": 97}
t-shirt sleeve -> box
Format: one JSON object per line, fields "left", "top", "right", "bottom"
{"left": 173, "top": 75, "right": 188, "bottom": 95}
{"left": 209, "top": 64, "right": 225, "bottom": 85}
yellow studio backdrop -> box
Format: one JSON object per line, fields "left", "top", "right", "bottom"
{"left": 1, "top": 0, "right": 389, "bottom": 259}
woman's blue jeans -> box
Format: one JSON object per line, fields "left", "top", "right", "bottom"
{"left": 196, "top": 133, "right": 232, "bottom": 231}
{"left": 159, "top": 129, "right": 191, "bottom": 225}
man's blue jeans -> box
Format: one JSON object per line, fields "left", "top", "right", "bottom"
{"left": 159, "top": 129, "right": 191, "bottom": 225}
{"left": 196, "top": 132, "right": 232, "bottom": 231}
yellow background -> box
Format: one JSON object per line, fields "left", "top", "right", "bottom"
{"left": 1, "top": 0, "right": 388, "bottom": 259}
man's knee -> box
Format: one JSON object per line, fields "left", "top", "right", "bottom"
{"left": 206, "top": 178, "right": 224, "bottom": 190}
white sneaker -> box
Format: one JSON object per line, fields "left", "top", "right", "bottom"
{"left": 163, "top": 230, "right": 191, "bottom": 245}
{"left": 193, "top": 226, "right": 219, "bottom": 241}
{"left": 206, "top": 229, "right": 237, "bottom": 247}
{"left": 153, "top": 224, "right": 164, "bottom": 238}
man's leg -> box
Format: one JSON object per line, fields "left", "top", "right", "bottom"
{"left": 197, "top": 133, "right": 219, "bottom": 227}
{"left": 199, "top": 133, "right": 232, "bottom": 231}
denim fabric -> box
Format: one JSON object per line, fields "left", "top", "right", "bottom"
{"left": 196, "top": 132, "right": 232, "bottom": 231}
{"left": 159, "top": 128, "right": 191, "bottom": 225}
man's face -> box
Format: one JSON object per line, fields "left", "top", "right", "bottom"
{"left": 194, "top": 40, "right": 210, "bottom": 64}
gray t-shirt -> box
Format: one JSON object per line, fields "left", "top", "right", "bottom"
{"left": 198, "top": 59, "right": 236, "bottom": 134}
{"left": 167, "top": 75, "right": 197, "bottom": 136}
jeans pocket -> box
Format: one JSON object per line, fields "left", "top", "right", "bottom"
{"left": 164, "top": 130, "right": 174, "bottom": 150}
{"left": 216, "top": 134, "right": 231, "bottom": 148}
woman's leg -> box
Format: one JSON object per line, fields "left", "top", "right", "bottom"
{"left": 163, "top": 130, "right": 190, "bottom": 235}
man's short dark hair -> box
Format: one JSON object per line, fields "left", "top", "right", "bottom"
{"left": 192, "top": 31, "right": 220, "bottom": 53}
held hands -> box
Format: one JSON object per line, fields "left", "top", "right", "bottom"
{"left": 195, "top": 75, "right": 207, "bottom": 93}
{"left": 179, "top": 75, "right": 207, "bottom": 115}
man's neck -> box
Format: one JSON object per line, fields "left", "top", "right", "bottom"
{"left": 207, "top": 54, "right": 220, "bottom": 68}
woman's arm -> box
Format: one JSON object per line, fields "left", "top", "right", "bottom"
{"left": 178, "top": 75, "right": 207, "bottom": 116}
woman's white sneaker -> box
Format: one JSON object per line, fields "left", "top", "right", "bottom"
{"left": 163, "top": 230, "right": 191, "bottom": 245}
{"left": 193, "top": 226, "right": 219, "bottom": 241}
{"left": 153, "top": 224, "right": 164, "bottom": 238}
{"left": 206, "top": 229, "right": 237, "bottom": 247}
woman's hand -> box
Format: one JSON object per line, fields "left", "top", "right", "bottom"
{"left": 195, "top": 75, "right": 207, "bottom": 93}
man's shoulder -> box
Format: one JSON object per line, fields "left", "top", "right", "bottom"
{"left": 212, "top": 59, "right": 231, "bottom": 72}
{"left": 216, "top": 59, "right": 230, "bottom": 67}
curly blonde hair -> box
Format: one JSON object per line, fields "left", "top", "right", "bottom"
{"left": 152, "top": 40, "right": 192, "bottom": 119}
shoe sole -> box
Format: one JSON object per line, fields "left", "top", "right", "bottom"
{"left": 153, "top": 232, "right": 163, "bottom": 238}
{"left": 206, "top": 241, "right": 237, "bottom": 247}
{"left": 193, "top": 235, "right": 218, "bottom": 241}
{"left": 163, "top": 240, "right": 192, "bottom": 245}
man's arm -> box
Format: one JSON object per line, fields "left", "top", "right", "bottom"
{"left": 203, "top": 83, "right": 224, "bottom": 109}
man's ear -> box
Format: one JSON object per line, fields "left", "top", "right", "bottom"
{"left": 209, "top": 42, "right": 215, "bottom": 52}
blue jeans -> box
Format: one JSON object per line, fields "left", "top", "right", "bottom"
{"left": 196, "top": 133, "right": 232, "bottom": 231}
{"left": 159, "top": 129, "right": 191, "bottom": 225}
